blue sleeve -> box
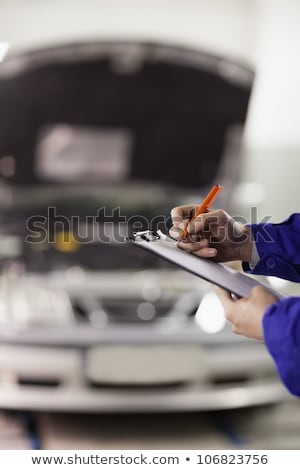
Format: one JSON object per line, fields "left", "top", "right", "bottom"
{"left": 263, "top": 297, "right": 300, "bottom": 396}
{"left": 242, "top": 213, "right": 300, "bottom": 282}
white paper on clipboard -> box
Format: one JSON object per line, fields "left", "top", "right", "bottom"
{"left": 129, "top": 230, "right": 284, "bottom": 299}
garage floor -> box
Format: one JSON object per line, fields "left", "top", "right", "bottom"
{"left": 1, "top": 399, "right": 300, "bottom": 450}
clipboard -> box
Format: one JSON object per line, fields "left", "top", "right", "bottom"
{"left": 129, "top": 230, "right": 284, "bottom": 299}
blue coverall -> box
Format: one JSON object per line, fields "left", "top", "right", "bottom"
{"left": 243, "top": 214, "right": 300, "bottom": 397}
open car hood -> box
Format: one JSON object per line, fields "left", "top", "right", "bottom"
{"left": 0, "top": 41, "right": 254, "bottom": 189}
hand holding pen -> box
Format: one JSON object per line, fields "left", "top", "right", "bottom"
{"left": 169, "top": 184, "right": 253, "bottom": 263}
{"left": 181, "top": 184, "right": 223, "bottom": 238}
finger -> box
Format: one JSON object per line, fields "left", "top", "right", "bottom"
{"left": 213, "top": 286, "right": 233, "bottom": 307}
{"left": 171, "top": 205, "right": 197, "bottom": 221}
{"left": 190, "top": 247, "right": 217, "bottom": 258}
{"left": 187, "top": 209, "right": 227, "bottom": 235}
{"left": 170, "top": 205, "right": 197, "bottom": 230}
{"left": 249, "top": 285, "right": 278, "bottom": 302}
{"left": 178, "top": 237, "right": 217, "bottom": 257}
{"left": 169, "top": 226, "right": 184, "bottom": 240}
{"left": 177, "top": 239, "right": 209, "bottom": 251}
{"left": 231, "top": 325, "right": 242, "bottom": 335}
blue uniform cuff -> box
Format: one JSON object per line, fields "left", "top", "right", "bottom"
{"left": 242, "top": 222, "right": 300, "bottom": 282}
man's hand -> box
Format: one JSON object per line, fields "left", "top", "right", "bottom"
{"left": 169, "top": 206, "right": 253, "bottom": 263}
{"left": 215, "top": 286, "right": 278, "bottom": 341}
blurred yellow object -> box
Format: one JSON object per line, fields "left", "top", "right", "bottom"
{"left": 55, "top": 231, "right": 79, "bottom": 252}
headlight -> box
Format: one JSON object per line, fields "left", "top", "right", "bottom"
{"left": 195, "top": 291, "right": 226, "bottom": 334}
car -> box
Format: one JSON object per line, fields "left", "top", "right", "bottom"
{"left": 0, "top": 40, "right": 288, "bottom": 411}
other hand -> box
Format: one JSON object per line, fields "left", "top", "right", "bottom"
{"left": 215, "top": 285, "right": 278, "bottom": 341}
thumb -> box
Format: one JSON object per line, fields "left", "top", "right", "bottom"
{"left": 213, "top": 285, "right": 234, "bottom": 307}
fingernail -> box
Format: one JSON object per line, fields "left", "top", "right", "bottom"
{"left": 208, "top": 249, "right": 217, "bottom": 256}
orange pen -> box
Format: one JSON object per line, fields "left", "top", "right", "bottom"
{"left": 182, "top": 184, "right": 223, "bottom": 238}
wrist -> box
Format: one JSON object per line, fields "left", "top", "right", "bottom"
{"left": 239, "top": 226, "right": 253, "bottom": 263}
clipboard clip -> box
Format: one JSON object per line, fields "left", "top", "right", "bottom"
{"left": 131, "top": 230, "right": 161, "bottom": 243}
